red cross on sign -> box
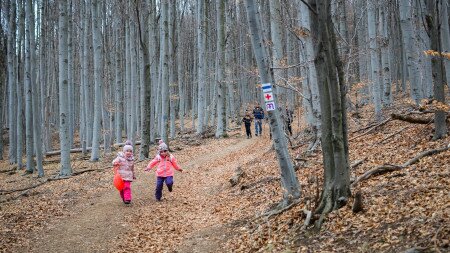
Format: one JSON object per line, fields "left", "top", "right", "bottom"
{"left": 264, "top": 92, "right": 274, "bottom": 102}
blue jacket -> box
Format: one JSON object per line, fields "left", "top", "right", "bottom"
{"left": 253, "top": 107, "right": 264, "bottom": 119}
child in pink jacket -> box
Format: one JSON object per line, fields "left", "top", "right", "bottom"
{"left": 112, "top": 141, "right": 135, "bottom": 205}
{"left": 145, "top": 142, "right": 183, "bottom": 201}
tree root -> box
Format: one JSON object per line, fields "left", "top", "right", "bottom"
{"left": 229, "top": 167, "right": 245, "bottom": 187}
{"left": 349, "top": 118, "right": 392, "bottom": 141}
{"left": 352, "top": 145, "right": 449, "bottom": 186}
{"left": 374, "top": 125, "right": 413, "bottom": 145}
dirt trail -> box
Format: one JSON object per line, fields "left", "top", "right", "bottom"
{"left": 22, "top": 133, "right": 269, "bottom": 253}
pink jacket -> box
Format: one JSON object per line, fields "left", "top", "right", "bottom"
{"left": 112, "top": 152, "right": 135, "bottom": 181}
{"left": 146, "top": 154, "right": 181, "bottom": 177}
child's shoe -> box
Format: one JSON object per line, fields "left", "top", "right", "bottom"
{"left": 124, "top": 200, "right": 131, "bottom": 205}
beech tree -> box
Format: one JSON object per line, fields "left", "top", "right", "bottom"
{"left": 245, "top": 0, "right": 301, "bottom": 206}
{"left": 425, "top": 0, "right": 447, "bottom": 140}
{"left": 310, "top": 0, "right": 350, "bottom": 225}
{"left": 58, "top": 0, "right": 71, "bottom": 176}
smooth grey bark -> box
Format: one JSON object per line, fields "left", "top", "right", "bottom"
{"left": 356, "top": 0, "right": 368, "bottom": 82}
{"left": 136, "top": 0, "right": 152, "bottom": 159}
{"left": 126, "top": 18, "right": 139, "bottom": 145}
{"left": 7, "top": 0, "right": 17, "bottom": 165}
{"left": 81, "top": 2, "right": 91, "bottom": 152}
{"left": 90, "top": 0, "right": 103, "bottom": 161}
{"left": 225, "top": 2, "right": 236, "bottom": 126}
{"left": 177, "top": 17, "right": 185, "bottom": 133}
{"left": 114, "top": 13, "right": 123, "bottom": 145}
{"left": 0, "top": 74, "right": 3, "bottom": 159}
{"left": 418, "top": 2, "right": 433, "bottom": 98}
{"left": 245, "top": 0, "right": 301, "bottom": 205}
{"left": 310, "top": 0, "right": 351, "bottom": 219}
{"left": 17, "top": 0, "right": 25, "bottom": 170}
{"left": 125, "top": 20, "right": 131, "bottom": 139}
{"left": 39, "top": 0, "right": 47, "bottom": 152}
{"left": 58, "top": 0, "right": 72, "bottom": 175}
{"left": 160, "top": 0, "right": 170, "bottom": 143}
{"left": 196, "top": 0, "right": 207, "bottom": 134}
{"left": 367, "top": 1, "right": 382, "bottom": 119}
{"left": 440, "top": 0, "right": 450, "bottom": 88}
{"left": 27, "top": 0, "right": 44, "bottom": 177}
{"left": 24, "top": 0, "right": 34, "bottom": 174}
{"left": 399, "top": 0, "right": 422, "bottom": 103}
{"left": 149, "top": 0, "right": 157, "bottom": 143}
{"left": 215, "top": 0, "right": 226, "bottom": 138}
{"left": 269, "top": 0, "right": 285, "bottom": 100}
{"left": 129, "top": 19, "right": 137, "bottom": 145}
{"left": 67, "top": 2, "right": 74, "bottom": 148}
{"left": 298, "top": 0, "right": 321, "bottom": 133}
{"left": 426, "top": 0, "right": 447, "bottom": 139}
{"left": 169, "top": 0, "right": 177, "bottom": 140}
{"left": 379, "top": 5, "right": 392, "bottom": 106}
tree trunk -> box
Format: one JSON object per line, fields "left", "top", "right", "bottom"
{"left": 197, "top": 0, "right": 207, "bottom": 134}
{"left": 27, "top": 0, "right": 44, "bottom": 177}
{"left": 399, "top": 0, "right": 422, "bottom": 103}
{"left": 311, "top": 0, "right": 351, "bottom": 218}
{"left": 367, "top": 1, "right": 382, "bottom": 120}
{"left": 24, "top": 0, "right": 34, "bottom": 174}
{"left": 90, "top": 0, "right": 103, "bottom": 161}
{"left": 7, "top": 0, "right": 17, "bottom": 165}
{"left": 215, "top": 0, "right": 226, "bottom": 138}
{"left": 298, "top": 0, "right": 321, "bottom": 134}
{"left": 440, "top": 0, "right": 450, "bottom": 89}
{"left": 81, "top": 1, "right": 91, "bottom": 153}
{"left": 58, "top": 0, "right": 72, "bottom": 175}
{"left": 379, "top": 5, "right": 392, "bottom": 106}
{"left": 245, "top": 0, "right": 301, "bottom": 205}
{"left": 426, "top": 0, "right": 447, "bottom": 139}
{"left": 160, "top": 0, "right": 170, "bottom": 144}
{"left": 136, "top": 0, "right": 152, "bottom": 160}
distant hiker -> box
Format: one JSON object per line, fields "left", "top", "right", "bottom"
{"left": 253, "top": 103, "right": 264, "bottom": 136}
{"left": 242, "top": 113, "right": 253, "bottom": 138}
{"left": 284, "top": 107, "right": 294, "bottom": 136}
{"left": 145, "top": 142, "right": 183, "bottom": 201}
{"left": 112, "top": 140, "right": 136, "bottom": 205}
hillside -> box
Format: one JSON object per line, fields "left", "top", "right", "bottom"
{"left": 0, "top": 99, "right": 449, "bottom": 253}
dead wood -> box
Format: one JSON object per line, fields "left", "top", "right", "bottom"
{"left": 45, "top": 141, "right": 142, "bottom": 157}
{"left": 0, "top": 167, "right": 108, "bottom": 196}
{"left": 352, "top": 191, "right": 364, "bottom": 213}
{"left": 375, "top": 125, "right": 412, "bottom": 145}
{"left": 391, "top": 113, "right": 433, "bottom": 124}
{"left": 351, "top": 118, "right": 391, "bottom": 134}
{"left": 264, "top": 199, "right": 301, "bottom": 219}
{"left": 240, "top": 176, "right": 279, "bottom": 191}
{"left": 349, "top": 118, "right": 392, "bottom": 141}
{"left": 0, "top": 168, "right": 17, "bottom": 174}
{"left": 351, "top": 158, "right": 366, "bottom": 169}
{"left": 229, "top": 167, "right": 245, "bottom": 187}
{"left": 352, "top": 145, "right": 449, "bottom": 185}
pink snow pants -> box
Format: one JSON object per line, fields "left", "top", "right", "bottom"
{"left": 119, "top": 181, "right": 132, "bottom": 202}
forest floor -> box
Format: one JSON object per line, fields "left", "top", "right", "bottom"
{"left": 0, "top": 98, "right": 449, "bottom": 253}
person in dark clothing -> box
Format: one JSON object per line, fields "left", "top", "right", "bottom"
{"left": 252, "top": 104, "right": 265, "bottom": 136}
{"left": 242, "top": 113, "right": 253, "bottom": 138}
{"left": 284, "top": 107, "right": 294, "bottom": 136}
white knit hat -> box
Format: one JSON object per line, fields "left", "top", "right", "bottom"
{"left": 123, "top": 140, "right": 133, "bottom": 152}
{"left": 158, "top": 143, "right": 168, "bottom": 151}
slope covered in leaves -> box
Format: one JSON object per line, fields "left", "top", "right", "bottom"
{"left": 0, "top": 98, "right": 449, "bottom": 253}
